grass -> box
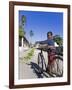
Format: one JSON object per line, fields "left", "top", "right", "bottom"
{"left": 23, "top": 48, "right": 35, "bottom": 61}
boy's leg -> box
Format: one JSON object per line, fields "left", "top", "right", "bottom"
{"left": 46, "top": 52, "right": 56, "bottom": 73}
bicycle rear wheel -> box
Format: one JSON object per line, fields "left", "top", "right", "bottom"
{"left": 50, "top": 56, "right": 63, "bottom": 77}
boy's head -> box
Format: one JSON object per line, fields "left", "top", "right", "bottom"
{"left": 47, "top": 31, "right": 53, "bottom": 39}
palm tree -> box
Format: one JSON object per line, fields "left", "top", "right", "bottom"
{"left": 21, "top": 15, "right": 26, "bottom": 27}
{"left": 53, "top": 35, "right": 63, "bottom": 46}
{"left": 29, "top": 30, "right": 34, "bottom": 44}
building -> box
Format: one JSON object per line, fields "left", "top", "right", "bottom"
{"left": 19, "top": 36, "right": 30, "bottom": 48}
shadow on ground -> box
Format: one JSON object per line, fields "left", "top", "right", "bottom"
{"left": 27, "top": 62, "right": 52, "bottom": 78}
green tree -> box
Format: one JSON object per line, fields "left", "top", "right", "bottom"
{"left": 53, "top": 35, "right": 63, "bottom": 46}
{"left": 19, "top": 15, "right": 26, "bottom": 37}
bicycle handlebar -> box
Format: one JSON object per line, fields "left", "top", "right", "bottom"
{"left": 36, "top": 46, "right": 63, "bottom": 56}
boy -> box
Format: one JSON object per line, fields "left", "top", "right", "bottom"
{"left": 37, "top": 31, "right": 56, "bottom": 72}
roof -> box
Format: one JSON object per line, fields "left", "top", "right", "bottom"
{"left": 23, "top": 36, "right": 29, "bottom": 44}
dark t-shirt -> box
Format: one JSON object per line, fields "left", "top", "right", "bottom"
{"left": 38, "top": 39, "right": 55, "bottom": 53}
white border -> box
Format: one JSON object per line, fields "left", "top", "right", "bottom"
{"left": 14, "top": 6, "right": 68, "bottom": 85}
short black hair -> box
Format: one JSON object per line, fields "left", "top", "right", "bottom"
{"left": 47, "top": 31, "right": 53, "bottom": 36}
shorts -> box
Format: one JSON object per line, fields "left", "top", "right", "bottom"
{"left": 48, "top": 50, "right": 56, "bottom": 64}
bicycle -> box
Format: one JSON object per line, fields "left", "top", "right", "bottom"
{"left": 37, "top": 46, "right": 63, "bottom": 77}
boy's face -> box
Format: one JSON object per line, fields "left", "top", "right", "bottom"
{"left": 47, "top": 33, "right": 53, "bottom": 39}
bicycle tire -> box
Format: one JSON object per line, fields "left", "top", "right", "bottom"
{"left": 38, "top": 53, "right": 43, "bottom": 74}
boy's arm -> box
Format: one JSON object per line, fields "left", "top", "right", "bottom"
{"left": 38, "top": 44, "right": 55, "bottom": 50}
{"left": 48, "top": 45, "right": 56, "bottom": 49}
{"left": 36, "top": 40, "right": 48, "bottom": 44}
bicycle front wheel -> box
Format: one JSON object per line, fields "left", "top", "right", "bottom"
{"left": 38, "top": 53, "right": 43, "bottom": 74}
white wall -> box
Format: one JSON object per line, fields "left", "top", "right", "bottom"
{"left": 0, "top": 0, "right": 72, "bottom": 90}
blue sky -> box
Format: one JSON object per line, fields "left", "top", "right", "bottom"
{"left": 19, "top": 10, "right": 63, "bottom": 44}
